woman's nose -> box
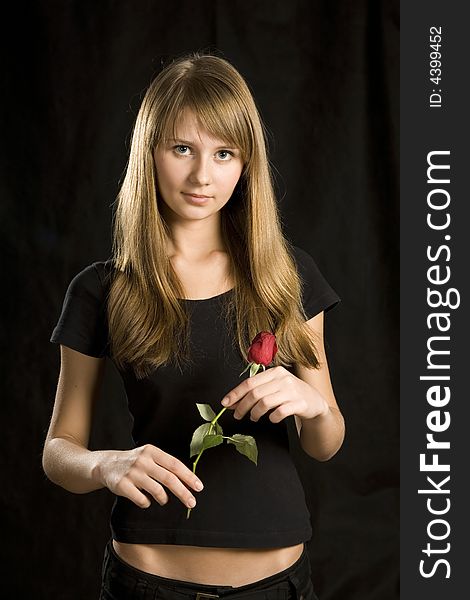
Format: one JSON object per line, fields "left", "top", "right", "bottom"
{"left": 189, "top": 155, "right": 212, "bottom": 185}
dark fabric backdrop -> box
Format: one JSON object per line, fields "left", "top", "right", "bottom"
{"left": 2, "top": 1, "right": 399, "bottom": 598}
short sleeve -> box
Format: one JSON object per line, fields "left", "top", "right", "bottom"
{"left": 291, "top": 246, "right": 341, "bottom": 320}
{"left": 50, "top": 263, "right": 110, "bottom": 357}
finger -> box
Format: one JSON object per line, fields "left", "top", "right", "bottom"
{"left": 232, "top": 380, "right": 281, "bottom": 420}
{"left": 223, "top": 366, "right": 285, "bottom": 407}
{"left": 248, "top": 390, "right": 290, "bottom": 422}
{"left": 147, "top": 464, "right": 198, "bottom": 509}
{"left": 118, "top": 476, "right": 155, "bottom": 509}
{"left": 140, "top": 474, "right": 170, "bottom": 506}
{"left": 267, "top": 400, "right": 297, "bottom": 424}
{"left": 151, "top": 447, "right": 204, "bottom": 492}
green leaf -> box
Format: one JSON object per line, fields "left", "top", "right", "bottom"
{"left": 190, "top": 422, "right": 224, "bottom": 457}
{"left": 227, "top": 434, "right": 258, "bottom": 465}
{"left": 213, "top": 421, "right": 224, "bottom": 436}
{"left": 196, "top": 403, "right": 217, "bottom": 421}
{"left": 202, "top": 434, "right": 224, "bottom": 450}
{"left": 190, "top": 423, "right": 212, "bottom": 457}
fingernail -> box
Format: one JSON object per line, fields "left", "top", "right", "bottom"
{"left": 188, "top": 498, "right": 196, "bottom": 508}
{"left": 194, "top": 481, "right": 204, "bottom": 491}
{"left": 221, "top": 398, "right": 229, "bottom": 406}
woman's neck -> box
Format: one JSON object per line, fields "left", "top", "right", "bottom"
{"left": 165, "top": 220, "right": 226, "bottom": 261}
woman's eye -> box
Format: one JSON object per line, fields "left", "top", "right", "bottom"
{"left": 217, "top": 150, "right": 233, "bottom": 160}
{"left": 174, "top": 145, "right": 190, "bottom": 154}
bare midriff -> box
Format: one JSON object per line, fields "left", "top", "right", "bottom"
{"left": 112, "top": 541, "right": 304, "bottom": 586}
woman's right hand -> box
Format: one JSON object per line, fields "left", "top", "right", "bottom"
{"left": 96, "top": 444, "right": 204, "bottom": 510}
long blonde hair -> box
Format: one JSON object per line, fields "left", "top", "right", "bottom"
{"left": 108, "top": 52, "right": 320, "bottom": 378}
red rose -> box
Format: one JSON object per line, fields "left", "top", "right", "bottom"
{"left": 247, "top": 331, "right": 278, "bottom": 366}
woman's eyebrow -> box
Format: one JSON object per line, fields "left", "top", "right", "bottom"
{"left": 168, "top": 137, "right": 237, "bottom": 150}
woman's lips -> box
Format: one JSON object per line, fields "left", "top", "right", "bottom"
{"left": 182, "top": 192, "right": 212, "bottom": 205}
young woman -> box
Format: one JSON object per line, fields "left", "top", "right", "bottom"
{"left": 43, "top": 52, "right": 344, "bottom": 600}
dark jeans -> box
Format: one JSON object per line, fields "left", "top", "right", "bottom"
{"left": 99, "top": 539, "right": 320, "bottom": 600}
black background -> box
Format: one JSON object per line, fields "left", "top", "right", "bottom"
{"left": 1, "top": 1, "right": 399, "bottom": 598}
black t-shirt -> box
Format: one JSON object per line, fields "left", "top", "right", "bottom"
{"left": 50, "top": 246, "right": 340, "bottom": 548}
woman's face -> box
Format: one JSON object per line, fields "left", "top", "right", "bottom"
{"left": 153, "top": 109, "right": 244, "bottom": 223}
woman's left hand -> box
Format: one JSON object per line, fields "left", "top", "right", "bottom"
{"left": 221, "top": 366, "right": 329, "bottom": 424}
